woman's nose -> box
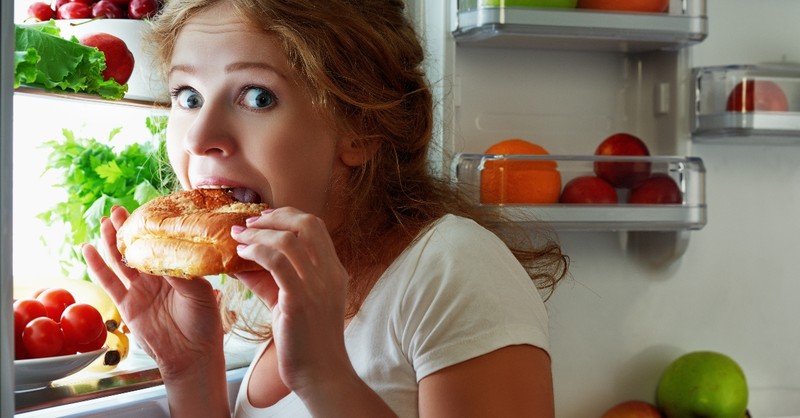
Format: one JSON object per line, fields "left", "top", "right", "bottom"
{"left": 183, "top": 104, "right": 235, "bottom": 157}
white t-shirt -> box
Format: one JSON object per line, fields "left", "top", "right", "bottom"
{"left": 234, "top": 214, "right": 550, "bottom": 418}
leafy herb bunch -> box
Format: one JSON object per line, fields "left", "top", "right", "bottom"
{"left": 39, "top": 116, "right": 178, "bottom": 279}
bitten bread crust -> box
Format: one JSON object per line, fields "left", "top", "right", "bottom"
{"left": 117, "top": 189, "right": 270, "bottom": 279}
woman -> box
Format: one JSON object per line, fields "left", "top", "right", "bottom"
{"left": 82, "top": 0, "right": 569, "bottom": 416}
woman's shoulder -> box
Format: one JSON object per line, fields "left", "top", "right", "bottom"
{"left": 419, "top": 214, "right": 510, "bottom": 259}
{"left": 385, "top": 214, "right": 525, "bottom": 287}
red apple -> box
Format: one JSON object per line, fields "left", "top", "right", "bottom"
{"left": 578, "top": 0, "right": 668, "bottom": 13}
{"left": 602, "top": 400, "right": 663, "bottom": 418}
{"left": 27, "top": 2, "right": 55, "bottom": 21}
{"left": 726, "top": 79, "right": 789, "bottom": 112}
{"left": 593, "top": 133, "right": 652, "bottom": 189}
{"left": 559, "top": 176, "right": 618, "bottom": 204}
{"left": 57, "top": 2, "right": 92, "bottom": 19}
{"left": 79, "top": 33, "right": 135, "bottom": 85}
{"left": 128, "top": 0, "right": 160, "bottom": 19}
{"left": 92, "top": 0, "right": 126, "bottom": 18}
{"left": 628, "top": 174, "right": 682, "bottom": 204}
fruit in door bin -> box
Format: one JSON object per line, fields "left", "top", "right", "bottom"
{"left": 577, "top": 0, "right": 669, "bottom": 12}
{"left": 656, "top": 351, "right": 748, "bottom": 418}
{"left": 725, "top": 80, "right": 789, "bottom": 112}
{"left": 481, "top": 0, "right": 578, "bottom": 8}
{"left": 79, "top": 33, "right": 135, "bottom": 85}
{"left": 601, "top": 400, "right": 664, "bottom": 418}
{"left": 593, "top": 133, "right": 652, "bottom": 189}
{"left": 480, "top": 139, "right": 562, "bottom": 204}
{"left": 559, "top": 176, "right": 618, "bottom": 204}
{"left": 628, "top": 174, "right": 682, "bottom": 204}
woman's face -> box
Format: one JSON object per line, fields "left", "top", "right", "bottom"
{"left": 166, "top": 4, "right": 356, "bottom": 229}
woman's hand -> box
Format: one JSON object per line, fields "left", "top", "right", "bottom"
{"left": 81, "top": 205, "right": 225, "bottom": 379}
{"left": 231, "top": 207, "right": 352, "bottom": 397}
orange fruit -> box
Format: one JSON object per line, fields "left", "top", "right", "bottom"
{"left": 480, "top": 139, "right": 562, "bottom": 204}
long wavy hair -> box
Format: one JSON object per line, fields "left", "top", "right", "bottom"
{"left": 145, "top": 0, "right": 568, "bottom": 338}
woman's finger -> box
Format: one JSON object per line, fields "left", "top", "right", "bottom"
{"left": 246, "top": 209, "right": 335, "bottom": 265}
{"left": 232, "top": 271, "right": 279, "bottom": 310}
{"left": 82, "top": 242, "right": 128, "bottom": 306}
{"left": 109, "top": 205, "right": 130, "bottom": 230}
{"left": 235, "top": 238, "right": 306, "bottom": 296}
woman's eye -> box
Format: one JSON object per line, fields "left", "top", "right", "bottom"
{"left": 240, "top": 87, "right": 275, "bottom": 110}
{"left": 174, "top": 88, "right": 203, "bottom": 109}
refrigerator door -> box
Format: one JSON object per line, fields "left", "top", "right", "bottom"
{"left": 2, "top": 0, "right": 17, "bottom": 414}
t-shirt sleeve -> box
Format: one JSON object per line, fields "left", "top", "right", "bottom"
{"left": 395, "top": 217, "right": 551, "bottom": 382}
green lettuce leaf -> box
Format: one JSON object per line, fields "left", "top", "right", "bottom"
{"left": 14, "top": 21, "right": 127, "bottom": 100}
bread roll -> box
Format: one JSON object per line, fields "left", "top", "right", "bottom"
{"left": 117, "top": 189, "right": 270, "bottom": 279}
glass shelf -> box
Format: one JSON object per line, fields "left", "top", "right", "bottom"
{"left": 692, "top": 64, "right": 800, "bottom": 144}
{"left": 14, "top": 86, "right": 169, "bottom": 109}
{"left": 452, "top": 153, "right": 706, "bottom": 231}
{"left": 452, "top": 1, "right": 707, "bottom": 52}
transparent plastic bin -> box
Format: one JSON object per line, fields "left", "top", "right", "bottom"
{"left": 452, "top": 0, "right": 707, "bottom": 51}
{"left": 692, "top": 65, "right": 800, "bottom": 143}
{"left": 459, "top": 0, "right": 578, "bottom": 10}
{"left": 452, "top": 153, "right": 706, "bottom": 231}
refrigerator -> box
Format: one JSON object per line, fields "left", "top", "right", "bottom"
{"left": 409, "top": 0, "right": 800, "bottom": 416}
{"left": 2, "top": 0, "right": 800, "bottom": 416}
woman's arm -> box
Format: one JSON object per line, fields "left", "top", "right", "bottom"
{"left": 418, "top": 344, "right": 554, "bottom": 418}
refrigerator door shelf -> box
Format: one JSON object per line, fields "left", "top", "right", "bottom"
{"left": 452, "top": 4, "right": 707, "bottom": 52}
{"left": 453, "top": 153, "right": 707, "bottom": 231}
{"left": 692, "top": 64, "right": 800, "bottom": 144}
{"left": 14, "top": 86, "right": 169, "bottom": 109}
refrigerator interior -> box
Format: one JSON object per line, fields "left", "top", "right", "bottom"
{"left": 413, "top": 0, "right": 800, "bottom": 417}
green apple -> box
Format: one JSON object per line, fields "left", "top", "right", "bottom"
{"left": 656, "top": 351, "right": 748, "bottom": 418}
{"left": 480, "top": 0, "right": 579, "bottom": 8}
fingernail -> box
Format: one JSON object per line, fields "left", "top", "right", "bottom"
{"left": 231, "top": 225, "right": 245, "bottom": 234}
{"left": 245, "top": 216, "right": 259, "bottom": 224}
{"left": 110, "top": 205, "right": 120, "bottom": 213}
{"left": 261, "top": 209, "right": 274, "bottom": 215}
{"left": 101, "top": 216, "right": 109, "bottom": 223}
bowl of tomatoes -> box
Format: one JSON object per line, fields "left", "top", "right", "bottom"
{"left": 15, "top": 347, "right": 107, "bottom": 391}
{"left": 13, "top": 287, "right": 110, "bottom": 391}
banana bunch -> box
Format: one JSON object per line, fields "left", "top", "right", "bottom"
{"left": 87, "top": 329, "right": 130, "bottom": 372}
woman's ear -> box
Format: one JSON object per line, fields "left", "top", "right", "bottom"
{"left": 338, "top": 137, "right": 379, "bottom": 167}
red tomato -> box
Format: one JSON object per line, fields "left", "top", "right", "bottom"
{"left": 77, "top": 330, "right": 107, "bottom": 353}
{"left": 61, "top": 303, "right": 105, "bottom": 346}
{"left": 13, "top": 298, "right": 47, "bottom": 338}
{"left": 37, "top": 288, "right": 76, "bottom": 322}
{"left": 22, "top": 317, "right": 65, "bottom": 358}
{"left": 15, "top": 335, "right": 30, "bottom": 360}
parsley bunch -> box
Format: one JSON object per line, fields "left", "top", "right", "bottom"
{"left": 38, "top": 116, "right": 178, "bottom": 279}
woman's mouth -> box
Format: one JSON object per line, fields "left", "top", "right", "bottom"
{"left": 196, "top": 185, "right": 262, "bottom": 204}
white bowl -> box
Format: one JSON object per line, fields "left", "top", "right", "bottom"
{"left": 54, "top": 19, "right": 169, "bottom": 103}
{"left": 15, "top": 347, "right": 108, "bottom": 391}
